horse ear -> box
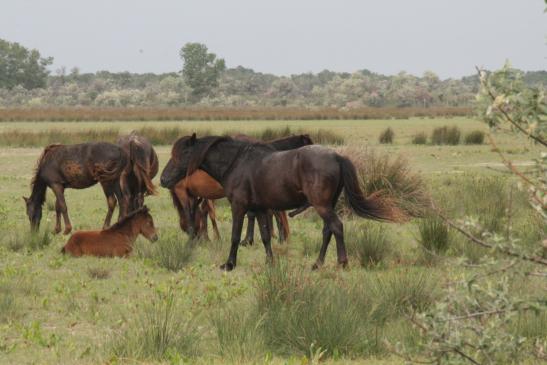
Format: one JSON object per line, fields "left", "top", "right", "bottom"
{"left": 22, "top": 196, "right": 29, "bottom": 204}
{"left": 142, "top": 205, "right": 149, "bottom": 213}
{"left": 189, "top": 133, "right": 197, "bottom": 145}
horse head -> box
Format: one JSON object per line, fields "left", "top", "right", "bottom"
{"left": 23, "top": 196, "right": 42, "bottom": 231}
{"left": 160, "top": 133, "right": 197, "bottom": 188}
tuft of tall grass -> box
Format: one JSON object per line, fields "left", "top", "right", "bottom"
{"left": 337, "top": 147, "right": 430, "bottom": 218}
{"left": 417, "top": 215, "right": 451, "bottom": 258}
{"left": 111, "top": 289, "right": 200, "bottom": 361}
{"left": 0, "top": 281, "right": 16, "bottom": 323}
{"left": 346, "top": 222, "right": 391, "bottom": 268}
{"left": 411, "top": 132, "right": 428, "bottom": 145}
{"left": 431, "top": 125, "right": 461, "bottom": 145}
{"left": 135, "top": 230, "right": 194, "bottom": 271}
{"left": 3, "top": 229, "right": 52, "bottom": 252}
{"left": 464, "top": 130, "right": 485, "bottom": 145}
{"left": 509, "top": 310, "right": 547, "bottom": 341}
{"left": 378, "top": 127, "right": 395, "bottom": 144}
{"left": 210, "top": 303, "right": 265, "bottom": 362}
{"left": 87, "top": 266, "right": 111, "bottom": 280}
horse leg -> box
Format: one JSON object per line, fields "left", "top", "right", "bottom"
{"left": 256, "top": 211, "right": 274, "bottom": 264}
{"left": 51, "top": 183, "right": 72, "bottom": 235}
{"left": 273, "top": 210, "right": 289, "bottom": 243}
{"left": 312, "top": 222, "right": 333, "bottom": 270}
{"left": 207, "top": 200, "right": 221, "bottom": 240}
{"left": 241, "top": 212, "right": 255, "bottom": 246}
{"left": 315, "top": 207, "right": 347, "bottom": 268}
{"left": 220, "top": 205, "right": 246, "bottom": 271}
{"left": 54, "top": 197, "right": 62, "bottom": 234}
{"left": 100, "top": 182, "right": 117, "bottom": 229}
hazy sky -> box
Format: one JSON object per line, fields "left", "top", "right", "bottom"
{"left": 1, "top": 0, "right": 545, "bottom": 78}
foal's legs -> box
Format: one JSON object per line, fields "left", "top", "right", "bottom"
{"left": 221, "top": 205, "right": 246, "bottom": 271}
{"left": 50, "top": 183, "right": 72, "bottom": 235}
{"left": 100, "top": 181, "right": 117, "bottom": 229}
{"left": 206, "top": 200, "right": 221, "bottom": 240}
{"left": 256, "top": 211, "right": 274, "bottom": 264}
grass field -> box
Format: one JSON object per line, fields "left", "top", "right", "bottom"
{"left": 0, "top": 117, "right": 545, "bottom": 364}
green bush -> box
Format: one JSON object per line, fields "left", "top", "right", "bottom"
{"left": 378, "top": 127, "right": 395, "bottom": 144}
{"left": 417, "top": 215, "right": 451, "bottom": 257}
{"left": 136, "top": 230, "right": 194, "bottom": 271}
{"left": 111, "top": 289, "right": 200, "bottom": 361}
{"left": 411, "top": 132, "right": 427, "bottom": 145}
{"left": 464, "top": 130, "right": 485, "bottom": 144}
{"left": 346, "top": 222, "right": 391, "bottom": 268}
{"left": 431, "top": 125, "right": 461, "bottom": 145}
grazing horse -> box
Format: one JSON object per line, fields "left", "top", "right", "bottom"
{"left": 61, "top": 206, "right": 158, "bottom": 257}
{"left": 117, "top": 132, "right": 158, "bottom": 213}
{"left": 161, "top": 135, "right": 404, "bottom": 271}
{"left": 169, "top": 134, "right": 313, "bottom": 242}
{"left": 24, "top": 143, "right": 130, "bottom": 234}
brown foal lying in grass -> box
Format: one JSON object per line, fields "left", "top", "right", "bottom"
{"left": 61, "top": 206, "right": 158, "bottom": 257}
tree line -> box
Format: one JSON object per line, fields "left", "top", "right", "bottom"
{"left": 1, "top": 39, "right": 545, "bottom": 108}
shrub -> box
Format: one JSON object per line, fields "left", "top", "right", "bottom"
{"left": 111, "top": 289, "right": 200, "bottom": 361}
{"left": 346, "top": 222, "right": 391, "bottom": 268}
{"left": 417, "top": 215, "right": 451, "bottom": 257}
{"left": 464, "top": 130, "right": 485, "bottom": 144}
{"left": 378, "top": 127, "right": 394, "bottom": 144}
{"left": 210, "top": 303, "right": 265, "bottom": 362}
{"left": 136, "top": 230, "right": 194, "bottom": 271}
{"left": 411, "top": 132, "right": 427, "bottom": 145}
{"left": 431, "top": 125, "right": 461, "bottom": 145}
{"left": 337, "top": 147, "right": 430, "bottom": 218}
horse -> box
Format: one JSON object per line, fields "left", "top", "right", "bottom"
{"left": 24, "top": 142, "right": 130, "bottom": 234}
{"left": 169, "top": 134, "right": 313, "bottom": 242}
{"left": 160, "top": 134, "right": 405, "bottom": 271}
{"left": 117, "top": 132, "right": 159, "bottom": 213}
{"left": 61, "top": 206, "right": 158, "bottom": 257}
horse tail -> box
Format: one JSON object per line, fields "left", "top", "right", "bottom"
{"left": 337, "top": 155, "right": 406, "bottom": 222}
{"left": 130, "top": 140, "right": 157, "bottom": 196}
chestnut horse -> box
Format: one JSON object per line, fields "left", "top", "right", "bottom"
{"left": 117, "top": 132, "right": 158, "bottom": 213}
{"left": 24, "top": 143, "right": 130, "bottom": 234}
{"left": 61, "top": 206, "right": 158, "bottom": 257}
{"left": 169, "top": 134, "right": 312, "bottom": 241}
{"left": 161, "top": 135, "right": 405, "bottom": 271}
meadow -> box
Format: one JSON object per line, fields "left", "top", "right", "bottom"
{"left": 0, "top": 117, "right": 545, "bottom": 364}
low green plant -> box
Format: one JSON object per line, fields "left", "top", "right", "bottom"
{"left": 417, "top": 215, "right": 451, "bottom": 259}
{"left": 411, "top": 132, "right": 427, "bottom": 144}
{"left": 431, "top": 125, "right": 461, "bottom": 145}
{"left": 379, "top": 127, "right": 395, "bottom": 144}
{"left": 111, "top": 289, "right": 200, "bottom": 361}
{"left": 464, "top": 130, "right": 485, "bottom": 144}
{"left": 136, "top": 230, "right": 194, "bottom": 271}
{"left": 346, "top": 222, "right": 391, "bottom": 268}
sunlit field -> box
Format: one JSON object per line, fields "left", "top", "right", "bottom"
{"left": 0, "top": 117, "right": 544, "bottom": 364}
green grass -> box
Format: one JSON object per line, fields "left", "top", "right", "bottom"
{"left": 0, "top": 117, "right": 543, "bottom": 364}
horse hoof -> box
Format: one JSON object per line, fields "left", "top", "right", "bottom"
{"left": 311, "top": 262, "right": 322, "bottom": 271}
{"left": 63, "top": 227, "right": 72, "bottom": 235}
{"left": 53, "top": 228, "right": 61, "bottom": 235}
{"left": 220, "top": 262, "right": 235, "bottom": 271}
{"left": 240, "top": 240, "right": 253, "bottom": 247}
{"left": 338, "top": 260, "right": 349, "bottom": 269}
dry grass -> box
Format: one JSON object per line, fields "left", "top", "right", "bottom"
{"left": 0, "top": 106, "right": 472, "bottom": 122}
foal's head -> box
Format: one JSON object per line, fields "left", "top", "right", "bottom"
{"left": 134, "top": 206, "right": 158, "bottom": 242}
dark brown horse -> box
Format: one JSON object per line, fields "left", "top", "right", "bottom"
{"left": 61, "top": 206, "right": 158, "bottom": 257}
{"left": 168, "top": 134, "right": 313, "bottom": 242}
{"left": 24, "top": 143, "right": 130, "bottom": 234}
{"left": 160, "top": 135, "right": 404, "bottom": 271}
{"left": 117, "top": 132, "right": 158, "bottom": 213}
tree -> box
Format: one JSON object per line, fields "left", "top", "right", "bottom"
{"left": 0, "top": 39, "right": 53, "bottom": 89}
{"left": 180, "top": 43, "right": 225, "bottom": 99}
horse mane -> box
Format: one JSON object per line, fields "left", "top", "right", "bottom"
{"left": 186, "top": 136, "right": 230, "bottom": 176}
{"left": 106, "top": 206, "right": 149, "bottom": 231}
{"left": 31, "top": 144, "right": 63, "bottom": 188}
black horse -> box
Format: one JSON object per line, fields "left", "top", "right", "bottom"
{"left": 117, "top": 132, "right": 158, "bottom": 213}
{"left": 160, "top": 134, "right": 404, "bottom": 271}
{"left": 24, "top": 143, "right": 130, "bottom": 234}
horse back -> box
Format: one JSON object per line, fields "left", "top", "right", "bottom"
{"left": 62, "top": 230, "right": 131, "bottom": 257}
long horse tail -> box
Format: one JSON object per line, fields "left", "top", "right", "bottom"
{"left": 129, "top": 140, "right": 157, "bottom": 196}
{"left": 337, "top": 155, "right": 406, "bottom": 222}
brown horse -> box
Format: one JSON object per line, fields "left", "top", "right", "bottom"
{"left": 160, "top": 135, "right": 405, "bottom": 271}
{"left": 24, "top": 143, "right": 130, "bottom": 234}
{"left": 169, "top": 134, "right": 312, "bottom": 241}
{"left": 61, "top": 206, "right": 158, "bottom": 257}
{"left": 117, "top": 132, "right": 158, "bottom": 214}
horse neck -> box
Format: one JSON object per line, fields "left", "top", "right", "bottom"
{"left": 269, "top": 136, "right": 304, "bottom": 151}
{"left": 199, "top": 142, "right": 246, "bottom": 182}
{"left": 29, "top": 176, "right": 47, "bottom": 207}
{"left": 114, "top": 216, "right": 141, "bottom": 242}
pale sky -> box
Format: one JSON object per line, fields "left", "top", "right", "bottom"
{"left": 1, "top": 0, "right": 545, "bottom": 78}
